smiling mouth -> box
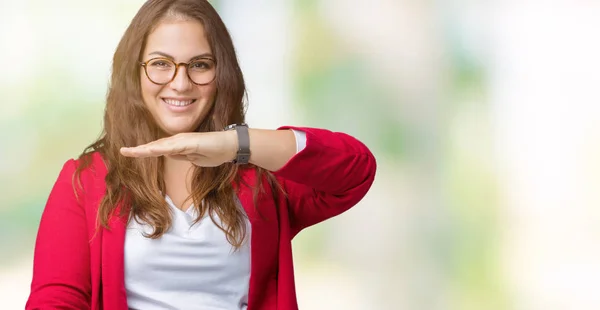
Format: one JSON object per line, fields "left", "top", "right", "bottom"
{"left": 162, "top": 98, "right": 196, "bottom": 107}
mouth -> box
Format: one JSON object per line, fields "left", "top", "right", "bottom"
{"left": 162, "top": 98, "right": 197, "bottom": 107}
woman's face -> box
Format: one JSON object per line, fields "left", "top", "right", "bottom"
{"left": 140, "top": 19, "right": 217, "bottom": 136}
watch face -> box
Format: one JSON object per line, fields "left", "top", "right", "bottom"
{"left": 223, "top": 123, "right": 247, "bottom": 131}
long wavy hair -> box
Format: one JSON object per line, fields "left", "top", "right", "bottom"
{"left": 74, "top": 0, "right": 282, "bottom": 248}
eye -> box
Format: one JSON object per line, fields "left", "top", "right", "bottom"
{"left": 189, "top": 60, "right": 214, "bottom": 71}
{"left": 148, "top": 59, "right": 173, "bottom": 68}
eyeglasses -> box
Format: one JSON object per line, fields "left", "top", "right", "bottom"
{"left": 139, "top": 57, "right": 217, "bottom": 85}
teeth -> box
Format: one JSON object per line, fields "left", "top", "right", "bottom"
{"left": 164, "top": 99, "right": 194, "bottom": 106}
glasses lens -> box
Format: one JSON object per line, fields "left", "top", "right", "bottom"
{"left": 146, "top": 58, "right": 175, "bottom": 84}
{"left": 188, "top": 58, "right": 216, "bottom": 85}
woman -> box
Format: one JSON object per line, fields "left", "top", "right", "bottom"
{"left": 26, "top": 0, "right": 376, "bottom": 309}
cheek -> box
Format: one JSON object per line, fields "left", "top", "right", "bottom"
{"left": 199, "top": 83, "right": 217, "bottom": 102}
{"left": 140, "top": 77, "right": 162, "bottom": 104}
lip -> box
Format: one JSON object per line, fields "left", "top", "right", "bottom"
{"left": 162, "top": 96, "right": 196, "bottom": 101}
{"left": 161, "top": 97, "right": 197, "bottom": 112}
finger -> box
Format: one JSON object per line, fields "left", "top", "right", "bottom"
{"left": 120, "top": 146, "right": 157, "bottom": 157}
{"left": 121, "top": 146, "right": 181, "bottom": 157}
{"left": 120, "top": 145, "right": 173, "bottom": 158}
{"left": 120, "top": 138, "right": 160, "bottom": 157}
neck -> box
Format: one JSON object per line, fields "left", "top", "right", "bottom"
{"left": 163, "top": 156, "right": 195, "bottom": 173}
{"left": 163, "top": 156, "right": 196, "bottom": 211}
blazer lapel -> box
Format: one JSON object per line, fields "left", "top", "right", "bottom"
{"left": 101, "top": 211, "right": 128, "bottom": 310}
{"left": 235, "top": 171, "right": 280, "bottom": 308}
{"left": 93, "top": 152, "right": 128, "bottom": 310}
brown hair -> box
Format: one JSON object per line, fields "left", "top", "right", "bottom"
{"left": 75, "top": 0, "right": 282, "bottom": 248}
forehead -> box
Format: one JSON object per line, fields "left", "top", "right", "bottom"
{"left": 144, "top": 19, "right": 212, "bottom": 61}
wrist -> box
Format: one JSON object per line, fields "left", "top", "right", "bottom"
{"left": 223, "top": 123, "right": 251, "bottom": 164}
{"left": 225, "top": 129, "right": 238, "bottom": 162}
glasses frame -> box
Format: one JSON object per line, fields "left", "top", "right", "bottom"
{"left": 139, "top": 57, "right": 217, "bottom": 86}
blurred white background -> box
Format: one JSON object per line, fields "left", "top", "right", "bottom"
{"left": 1, "top": 1, "right": 599, "bottom": 309}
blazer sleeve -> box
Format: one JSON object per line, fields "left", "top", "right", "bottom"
{"left": 26, "top": 159, "right": 91, "bottom": 310}
{"left": 273, "top": 126, "right": 377, "bottom": 236}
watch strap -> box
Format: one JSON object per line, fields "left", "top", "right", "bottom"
{"left": 224, "top": 124, "right": 250, "bottom": 164}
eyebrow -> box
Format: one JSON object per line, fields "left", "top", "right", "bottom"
{"left": 148, "top": 51, "right": 214, "bottom": 61}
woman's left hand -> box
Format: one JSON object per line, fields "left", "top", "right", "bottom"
{"left": 120, "top": 131, "right": 238, "bottom": 167}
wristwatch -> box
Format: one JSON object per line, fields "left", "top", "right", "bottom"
{"left": 223, "top": 123, "right": 251, "bottom": 165}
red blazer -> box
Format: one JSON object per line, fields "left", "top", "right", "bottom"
{"left": 26, "top": 126, "right": 376, "bottom": 310}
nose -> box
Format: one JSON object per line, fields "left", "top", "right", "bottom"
{"left": 168, "top": 64, "right": 193, "bottom": 92}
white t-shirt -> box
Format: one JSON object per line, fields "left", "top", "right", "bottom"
{"left": 125, "top": 196, "right": 251, "bottom": 310}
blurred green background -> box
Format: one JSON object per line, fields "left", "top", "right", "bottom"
{"left": 2, "top": 1, "right": 600, "bottom": 309}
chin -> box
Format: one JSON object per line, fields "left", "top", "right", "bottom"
{"left": 158, "top": 121, "right": 202, "bottom": 136}
{"left": 148, "top": 103, "right": 213, "bottom": 136}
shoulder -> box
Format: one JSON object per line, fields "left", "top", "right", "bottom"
{"left": 57, "top": 151, "right": 107, "bottom": 190}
